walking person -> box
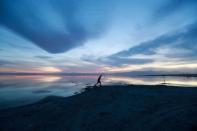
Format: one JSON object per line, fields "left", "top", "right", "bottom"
{"left": 95, "top": 74, "right": 103, "bottom": 87}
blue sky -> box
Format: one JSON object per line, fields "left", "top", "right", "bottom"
{"left": 0, "top": 0, "right": 197, "bottom": 73}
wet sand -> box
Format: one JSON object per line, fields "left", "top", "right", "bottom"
{"left": 0, "top": 85, "right": 197, "bottom": 131}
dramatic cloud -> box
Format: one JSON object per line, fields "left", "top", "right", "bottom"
{"left": 115, "top": 23, "right": 197, "bottom": 56}
{"left": 0, "top": 0, "right": 110, "bottom": 53}
{"left": 105, "top": 22, "right": 197, "bottom": 67}
{"left": 100, "top": 57, "right": 153, "bottom": 66}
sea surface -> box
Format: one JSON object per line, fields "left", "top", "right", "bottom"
{"left": 0, "top": 75, "right": 197, "bottom": 109}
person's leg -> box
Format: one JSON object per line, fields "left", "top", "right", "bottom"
{"left": 99, "top": 82, "right": 101, "bottom": 87}
{"left": 94, "top": 81, "right": 99, "bottom": 87}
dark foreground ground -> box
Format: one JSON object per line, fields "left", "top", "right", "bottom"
{"left": 0, "top": 85, "right": 197, "bottom": 131}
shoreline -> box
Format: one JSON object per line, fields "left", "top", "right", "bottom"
{"left": 0, "top": 84, "right": 197, "bottom": 131}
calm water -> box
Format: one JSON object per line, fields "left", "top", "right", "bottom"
{"left": 0, "top": 75, "right": 197, "bottom": 109}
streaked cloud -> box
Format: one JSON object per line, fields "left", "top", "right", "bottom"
{"left": 101, "top": 22, "right": 197, "bottom": 73}
{"left": 35, "top": 56, "right": 53, "bottom": 59}
{"left": 112, "top": 22, "right": 197, "bottom": 58}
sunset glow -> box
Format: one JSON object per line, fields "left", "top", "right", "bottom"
{"left": 38, "top": 67, "right": 62, "bottom": 73}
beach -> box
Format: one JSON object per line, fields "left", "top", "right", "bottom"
{"left": 0, "top": 84, "right": 197, "bottom": 131}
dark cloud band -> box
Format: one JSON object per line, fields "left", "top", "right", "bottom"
{"left": 0, "top": 0, "right": 109, "bottom": 53}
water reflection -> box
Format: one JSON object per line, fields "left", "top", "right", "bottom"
{"left": 105, "top": 76, "right": 197, "bottom": 87}
{"left": 36, "top": 76, "right": 61, "bottom": 82}
{"left": 0, "top": 75, "right": 197, "bottom": 109}
{"left": 0, "top": 75, "right": 98, "bottom": 109}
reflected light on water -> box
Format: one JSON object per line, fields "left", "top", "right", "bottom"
{"left": 36, "top": 76, "right": 61, "bottom": 82}
{"left": 105, "top": 76, "right": 161, "bottom": 85}
{"left": 105, "top": 76, "right": 197, "bottom": 87}
{"left": 166, "top": 80, "right": 197, "bottom": 87}
{"left": 0, "top": 75, "right": 62, "bottom": 84}
{"left": 0, "top": 75, "right": 197, "bottom": 109}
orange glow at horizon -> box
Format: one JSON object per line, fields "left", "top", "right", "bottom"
{"left": 38, "top": 67, "right": 62, "bottom": 73}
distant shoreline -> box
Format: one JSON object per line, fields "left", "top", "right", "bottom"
{"left": 0, "top": 72, "right": 197, "bottom": 77}
{"left": 142, "top": 74, "right": 197, "bottom": 77}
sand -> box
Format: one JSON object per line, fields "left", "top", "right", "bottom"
{"left": 0, "top": 85, "right": 197, "bottom": 131}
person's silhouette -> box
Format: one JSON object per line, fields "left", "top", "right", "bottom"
{"left": 95, "top": 74, "right": 102, "bottom": 87}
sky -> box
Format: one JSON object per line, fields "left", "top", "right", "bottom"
{"left": 0, "top": 0, "right": 197, "bottom": 74}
